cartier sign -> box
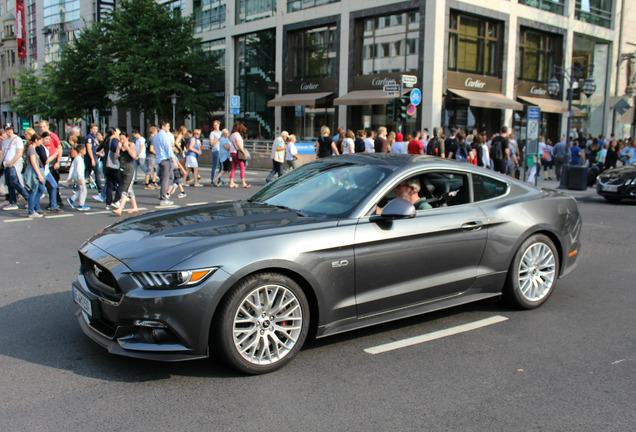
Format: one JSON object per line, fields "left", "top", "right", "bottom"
{"left": 353, "top": 72, "right": 405, "bottom": 90}
{"left": 517, "top": 81, "right": 550, "bottom": 98}
{"left": 447, "top": 71, "right": 502, "bottom": 92}
{"left": 286, "top": 77, "right": 336, "bottom": 93}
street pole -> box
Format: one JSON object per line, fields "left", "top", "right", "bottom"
{"left": 171, "top": 94, "right": 177, "bottom": 129}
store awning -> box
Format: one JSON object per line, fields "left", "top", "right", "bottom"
{"left": 448, "top": 88, "right": 523, "bottom": 111}
{"left": 334, "top": 90, "right": 401, "bottom": 106}
{"left": 267, "top": 92, "right": 333, "bottom": 107}
{"left": 518, "top": 95, "right": 569, "bottom": 113}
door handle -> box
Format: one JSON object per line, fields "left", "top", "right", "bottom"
{"left": 461, "top": 221, "right": 485, "bottom": 231}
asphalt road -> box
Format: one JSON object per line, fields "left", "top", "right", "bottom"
{"left": 0, "top": 169, "right": 634, "bottom": 431}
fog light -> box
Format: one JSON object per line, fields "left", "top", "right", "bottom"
{"left": 134, "top": 320, "right": 167, "bottom": 328}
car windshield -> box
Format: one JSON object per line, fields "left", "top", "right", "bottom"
{"left": 250, "top": 161, "right": 392, "bottom": 217}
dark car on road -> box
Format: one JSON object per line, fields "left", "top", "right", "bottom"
{"left": 72, "top": 154, "right": 582, "bottom": 374}
{"left": 596, "top": 162, "right": 636, "bottom": 202}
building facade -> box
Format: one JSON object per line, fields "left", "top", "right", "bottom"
{"left": 1, "top": 0, "right": 634, "bottom": 142}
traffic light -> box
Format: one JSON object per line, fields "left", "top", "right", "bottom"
{"left": 398, "top": 97, "right": 409, "bottom": 120}
{"left": 386, "top": 98, "right": 396, "bottom": 120}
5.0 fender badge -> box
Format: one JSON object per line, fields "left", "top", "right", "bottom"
{"left": 331, "top": 260, "right": 349, "bottom": 268}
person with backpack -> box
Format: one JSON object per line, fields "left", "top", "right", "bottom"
{"left": 454, "top": 131, "right": 469, "bottom": 162}
{"left": 426, "top": 127, "right": 445, "bottom": 157}
{"left": 490, "top": 126, "right": 510, "bottom": 173}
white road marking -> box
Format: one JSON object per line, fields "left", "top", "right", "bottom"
{"left": 364, "top": 315, "right": 509, "bottom": 355}
{"left": 154, "top": 205, "right": 180, "bottom": 209}
{"left": 3, "top": 217, "right": 33, "bottom": 223}
{"left": 186, "top": 202, "right": 208, "bottom": 206}
{"left": 45, "top": 214, "right": 74, "bottom": 219}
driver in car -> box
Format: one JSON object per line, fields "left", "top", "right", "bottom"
{"left": 377, "top": 177, "right": 432, "bottom": 214}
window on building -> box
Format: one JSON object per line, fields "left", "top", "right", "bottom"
{"left": 448, "top": 12, "right": 503, "bottom": 77}
{"left": 518, "top": 29, "right": 561, "bottom": 83}
{"left": 289, "top": 25, "right": 337, "bottom": 80}
{"left": 287, "top": 0, "right": 339, "bottom": 13}
{"left": 575, "top": 0, "right": 612, "bottom": 29}
{"left": 357, "top": 10, "right": 420, "bottom": 75}
{"left": 236, "top": 30, "right": 276, "bottom": 139}
{"left": 237, "top": 0, "right": 276, "bottom": 24}
{"left": 42, "top": 0, "right": 80, "bottom": 27}
{"left": 28, "top": 0, "right": 37, "bottom": 63}
{"left": 163, "top": 0, "right": 186, "bottom": 17}
{"left": 194, "top": 0, "right": 226, "bottom": 33}
{"left": 518, "top": 0, "right": 565, "bottom": 15}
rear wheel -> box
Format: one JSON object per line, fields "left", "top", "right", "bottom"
{"left": 213, "top": 272, "right": 309, "bottom": 374}
{"left": 505, "top": 234, "right": 559, "bottom": 309}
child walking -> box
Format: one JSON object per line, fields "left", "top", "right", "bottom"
{"left": 67, "top": 143, "right": 91, "bottom": 211}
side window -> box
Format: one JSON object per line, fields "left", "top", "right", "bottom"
{"left": 420, "top": 172, "right": 470, "bottom": 207}
{"left": 472, "top": 173, "right": 508, "bottom": 202}
{"left": 374, "top": 171, "right": 470, "bottom": 215}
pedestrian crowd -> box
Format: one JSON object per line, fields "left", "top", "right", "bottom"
{"left": 0, "top": 119, "right": 257, "bottom": 217}
{"left": 3, "top": 120, "right": 635, "bottom": 218}
{"left": 309, "top": 124, "right": 636, "bottom": 185}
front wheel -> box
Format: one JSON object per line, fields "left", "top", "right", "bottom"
{"left": 213, "top": 272, "right": 310, "bottom": 374}
{"left": 505, "top": 234, "right": 559, "bottom": 309}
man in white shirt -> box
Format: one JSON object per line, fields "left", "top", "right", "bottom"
{"left": 1, "top": 123, "right": 29, "bottom": 210}
{"left": 364, "top": 130, "right": 375, "bottom": 153}
{"left": 209, "top": 120, "right": 222, "bottom": 184}
{"left": 133, "top": 130, "right": 147, "bottom": 184}
{"left": 266, "top": 131, "right": 288, "bottom": 183}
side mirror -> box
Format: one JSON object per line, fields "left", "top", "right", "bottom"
{"left": 370, "top": 197, "right": 416, "bottom": 221}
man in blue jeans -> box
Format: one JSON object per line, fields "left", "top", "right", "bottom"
{"left": 209, "top": 120, "right": 222, "bottom": 184}
{"left": 1, "top": 123, "right": 29, "bottom": 210}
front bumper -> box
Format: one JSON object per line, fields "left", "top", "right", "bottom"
{"left": 72, "top": 261, "right": 232, "bottom": 361}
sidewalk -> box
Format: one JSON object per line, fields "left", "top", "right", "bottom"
{"left": 523, "top": 176, "right": 597, "bottom": 200}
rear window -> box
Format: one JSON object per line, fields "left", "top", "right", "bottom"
{"left": 472, "top": 174, "right": 508, "bottom": 202}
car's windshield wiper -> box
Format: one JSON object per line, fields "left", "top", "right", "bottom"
{"left": 272, "top": 204, "right": 307, "bottom": 217}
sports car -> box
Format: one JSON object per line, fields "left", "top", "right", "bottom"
{"left": 72, "top": 154, "right": 581, "bottom": 374}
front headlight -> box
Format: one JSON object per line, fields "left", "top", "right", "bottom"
{"left": 131, "top": 268, "right": 217, "bottom": 290}
{"left": 626, "top": 178, "right": 636, "bottom": 185}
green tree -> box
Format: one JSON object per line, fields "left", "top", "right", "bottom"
{"left": 101, "top": 0, "right": 223, "bottom": 119}
{"left": 54, "top": 21, "right": 113, "bottom": 122}
{"left": 10, "top": 64, "right": 64, "bottom": 120}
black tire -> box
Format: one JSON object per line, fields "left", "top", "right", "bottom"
{"left": 504, "top": 234, "right": 559, "bottom": 310}
{"left": 213, "top": 272, "right": 310, "bottom": 374}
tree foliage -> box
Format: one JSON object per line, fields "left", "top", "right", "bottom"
{"left": 11, "top": 0, "right": 223, "bottom": 122}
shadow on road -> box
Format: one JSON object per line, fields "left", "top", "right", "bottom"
{"left": 0, "top": 291, "right": 516, "bottom": 381}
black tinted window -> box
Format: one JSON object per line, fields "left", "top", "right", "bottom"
{"left": 472, "top": 174, "right": 508, "bottom": 201}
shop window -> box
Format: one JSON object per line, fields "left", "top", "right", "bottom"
{"left": 448, "top": 12, "right": 503, "bottom": 77}
{"left": 236, "top": 30, "right": 275, "bottom": 139}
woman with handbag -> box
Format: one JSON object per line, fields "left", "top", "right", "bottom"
{"left": 228, "top": 122, "right": 251, "bottom": 189}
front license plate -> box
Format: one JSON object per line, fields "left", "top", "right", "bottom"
{"left": 603, "top": 185, "right": 618, "bottom": 192}
{"left": 73, "top": 286, "right": 92, "bottom": 317}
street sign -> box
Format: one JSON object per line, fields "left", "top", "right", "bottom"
{"left": 410, "top": 88, "right": 422, "bottom": 106}
{"left": 406, "top": 103, "right": 416, "bottom": 116}
{"left": 527, "top": 107, "right": 540, "bottom": 141}
{"left": 402, "top": 75, "right": 417, "bottom": 87}
{"left": 383, "top": 84, "right": 400, "bottom": 94}
{"left": 229, "top": 95, "right": 240, "bottom": 115}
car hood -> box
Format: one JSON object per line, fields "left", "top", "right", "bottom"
{"left": 601, "top": 164, "right": 636, "bottom": 178}
{"left": 87, "top": 201, "right": 336, "bottom": 270}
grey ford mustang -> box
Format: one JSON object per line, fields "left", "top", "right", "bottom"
{"left": 72, "top": 154, "right": 581, "bottom": 374}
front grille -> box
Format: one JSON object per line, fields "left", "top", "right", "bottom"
{"left": 598, "top": 177, "right": 624, "bottom": 186}
{"left": 79, "top": 254, "right": 122, "bottom": 302}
